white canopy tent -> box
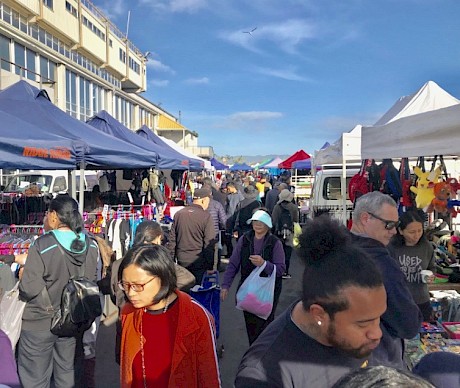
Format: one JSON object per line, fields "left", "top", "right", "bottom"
{"left": 362, "top": 103, "right": 460, "bottom": 159}
{"left": 316, "top": 80, "right": 460, "bottom": 224}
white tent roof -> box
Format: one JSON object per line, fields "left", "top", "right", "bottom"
{"left": 314, "top": 125, "right": 362, "bottom": 166}
{"left": 362, "top": 103, "right": 460, "bottom": 159}
{"left": 159, "top": 136, "right": 212, "bottom": 170}
{"left": 264, "top": 157, "right": 284, "bottom": 168}
{"left": 317, "top": 80, "right": 459, "bottom": 165}
{"left": 374, "top": 80, "right": 460, "bottom": 126}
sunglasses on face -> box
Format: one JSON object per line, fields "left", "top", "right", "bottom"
{"left": 368, "top": 212, "right": 400, "bottom": 230}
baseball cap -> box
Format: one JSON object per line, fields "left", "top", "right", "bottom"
{"left": 193, "top": 187, "right": 211, "bottom": 199}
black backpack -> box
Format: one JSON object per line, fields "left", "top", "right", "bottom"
{"left": 42, "top": 238, "right": 102, "bottom": 337}
{"left": 277, "top": 206, "right": 293, "bottom": 240}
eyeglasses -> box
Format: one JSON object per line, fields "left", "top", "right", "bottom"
{"left": 118, "top": 277, "right": 157, "bottom": 292}
{"left": 368, "top": 212, "right": 400, "bottom": 230}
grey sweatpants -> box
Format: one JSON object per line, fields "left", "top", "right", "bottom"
{"left": 18, "top": 329, "right": 76, "bottom": 388}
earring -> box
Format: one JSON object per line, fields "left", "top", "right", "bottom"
{"left": 317, "top": 321, "right": 322, "bottom": 326}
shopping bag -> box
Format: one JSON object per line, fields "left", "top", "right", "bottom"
{"left": 0, "top": 282, "right": 26, "bottom": 349}
{"left": 236, "top": 262, "right": 276, "bottom": 320}
{"left": 190, "top": 273, "right": 221, "bottom": 338}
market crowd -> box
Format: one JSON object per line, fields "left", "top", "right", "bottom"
{"left": 0, "top": 171, "right": 460, "bottom": 388}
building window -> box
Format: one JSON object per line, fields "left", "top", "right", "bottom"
{"left": 119, "top": 48, "right": 126, "bottom": 64}
{"left": 66, "top": 69, "right": 77, "bottom": 118}
{"left": 0, "top": 33, "right": 10, "bottom": 71}
{"left": 43, "top": 0, "right": 53, "bottom": 10}
{"left": 2, "top": 4, "right": 11, "bottom": 24}
{"left": 14, "top": 43, "right": 25, "bottom": 76}
{"left": 65, "top": 1, "right": 78, "bottom": 17}
{"left": 39, "top": 55, "right": 56, "bottom": 82}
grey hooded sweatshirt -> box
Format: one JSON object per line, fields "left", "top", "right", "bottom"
{"left": 19, "top": 230, "right": 99, "bottom": 331}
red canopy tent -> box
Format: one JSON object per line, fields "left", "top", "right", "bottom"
{"left": 278, "top": 150, "right": 311, "bottom": 169}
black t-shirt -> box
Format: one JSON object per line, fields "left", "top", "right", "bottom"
{"left": 235, "top": 301, "right": 368, "bottom": 388}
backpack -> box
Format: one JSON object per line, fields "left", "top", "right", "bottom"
{"left": 277, "top": 206, "right": 293, "bottom": 240}
{"left": 42, "top": 237, "right": 102, "bottom": 337}
{"left": 348, "top": 159, "right": 370, "bottom": 203}
{"left": 379, "top": 159, "right": 402, "bottom": 202}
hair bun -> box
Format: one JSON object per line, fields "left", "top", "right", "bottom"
{"left": 297, "top": 216, "right": 351, "bottom": 263}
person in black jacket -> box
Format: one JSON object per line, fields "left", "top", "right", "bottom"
{"left": 350, "top": 191, "right": 422, "bottom": 369}
{"left": 18, "top": 195, "right": 99, "bottom": 388}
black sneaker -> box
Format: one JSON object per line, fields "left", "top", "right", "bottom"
{"left": 282, "top": 273, "right": 292, "bottom": 279}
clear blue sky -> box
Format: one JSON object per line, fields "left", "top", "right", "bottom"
{"left": 94, "top": 0, "right": 460, "bottom": 158}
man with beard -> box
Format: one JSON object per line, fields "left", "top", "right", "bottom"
{"left": 350, "top": 191, "right": 422, "bottom": 369}
{"left": 235, "top": 216, "right": 387, "bottom": 388}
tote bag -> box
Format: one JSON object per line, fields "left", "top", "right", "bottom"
{"left": 236, "top": 261, "right": 276, "bottom": 320}
{"left": 0, "top": 282, "right": 26, "bottom": 349}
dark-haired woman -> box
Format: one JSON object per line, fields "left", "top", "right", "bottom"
{"left": 118, "top": 244, "right": 220, "bottom": 388}
{"left": 18, "top": 195, "right": 100, "bottom": 388}
{"left": 388, "top": 210, "right": 436, "bottom": 322}
{"left": 221, "top": 209, "right": 285, "bottom": 345}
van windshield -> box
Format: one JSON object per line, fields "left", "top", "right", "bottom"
{"left": 4, "top": 175, "right": 53, "bottom": 194}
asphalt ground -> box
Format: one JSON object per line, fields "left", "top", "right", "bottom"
{"left": 95, "top": 250, "right": 304, "bottom": 387}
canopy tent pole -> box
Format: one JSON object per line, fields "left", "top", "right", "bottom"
{"left": 78, "top": 164, "right": 85, "bottom": 215}
{"left": 341, "top": 158, "right": 347, "bottom": 226}
{"left": 70, "top": 170, "right": 77, "bottom": 201}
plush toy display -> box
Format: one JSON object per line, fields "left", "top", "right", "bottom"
{"left": 427, "top": 181, "right": 456, "bottom": 215}
{"left": 410, "top": 166, "right": 442, "bottom": 209}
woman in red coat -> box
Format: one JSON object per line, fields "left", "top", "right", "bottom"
{"left": 118, "top": 244, "right": 220, "bottom": 388}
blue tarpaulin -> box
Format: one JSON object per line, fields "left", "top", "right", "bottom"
{"left": 87, "top": 111, "right": 185, "bottom": 170}
{"left": 292, "top": 158, "right": 312, "bottom": 169}
{"left": 0, "top": 81, "right": 157, "bottom": 169}
{"left": 210, "top": 158, "right": 228, "bottom": 170}
{"left": 230, "top": 163, "right": 253, "bottom": 171}
{"left": 0, "top": 109, "right": 78, "bottom": 169}
{"left": 137, "top": 125, "right": 204, "bottom": 171}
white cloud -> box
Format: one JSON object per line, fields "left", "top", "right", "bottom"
{"left": 149, "top": 79, "right": 170, "bottom": 87}
{"left": 184, "top": 77, "right": 210, "bottom": 85}
{"left": 228, "top": 111, "right": 283, "bottom": 121}
{"left": 254, "top": 66, "right": 312, "bottom": 82}
{"left": 97, "top": 0, "right": 126, "bottom": 19}
{"left": 222, "top": 19, "right": 316, "bottom": 54}
{"left": 139, "top": 0, "right": 207, "bottom": 13}
{"left": 146, "top": 59, "right": 175, "bottom": 74}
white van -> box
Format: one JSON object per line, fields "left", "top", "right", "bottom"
{"left": 309, "top": 166, "right": 360, "bottom": 224}
{"left": 2, "top": 170, "right": 98, "bottom": 196}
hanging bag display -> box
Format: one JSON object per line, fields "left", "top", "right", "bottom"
{"left": 236, "top": 261, "right": 276, "bottom": 320}
{"left": 0, "top": 282, "right": 26, "bottom": 350}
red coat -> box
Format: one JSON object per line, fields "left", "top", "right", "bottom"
{"left": 120, "top": 290, "right": 221, "bottom": 388}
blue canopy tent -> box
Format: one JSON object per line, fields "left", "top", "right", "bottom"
{"left": 230, "top": 163, "right": 253, "bottom": 171}
{"left": 0, "top": 81, "right": 157, "bottom": 169}
{"left": 137, "top": 125, "right": 204, "bottom": 171}
{"left": 87, "top": 111, "right": 185, "bottom": 169}
{"left": 210, "top": 158, "right": 228, "bottom": 170}
{"left": 0, "top": 110, "right": 79, "bottom": 169}
{"left": 292, "top": 158, "right": 312, "bottom": 170}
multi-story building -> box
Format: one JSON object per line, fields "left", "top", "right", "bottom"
{"left": 0, "top": 0, "right": 214, "bottom": 159}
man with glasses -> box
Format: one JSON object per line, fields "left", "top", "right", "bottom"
{"left": 350, "top": 191, "right": 422, "bottom": 369}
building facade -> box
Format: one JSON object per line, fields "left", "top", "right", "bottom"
{"left": 0, "top": 0, "right": 213, "bottom": 158}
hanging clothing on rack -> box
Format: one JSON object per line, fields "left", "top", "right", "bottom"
{"left": 106, "top": 218, "right": 131, "bottom": 260}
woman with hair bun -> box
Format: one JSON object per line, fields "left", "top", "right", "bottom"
{"left": 18, "top": 194, "right": 100, "bottom": 388}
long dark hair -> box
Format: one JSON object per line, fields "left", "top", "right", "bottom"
{"left": 49, "top": 194, "right": 84, "bottom": 251}
{"left": 391, "top": 209, "right": 426, "bottom": 247}
{"left": 133, "top": 221, "right": 163, "bottom": 246}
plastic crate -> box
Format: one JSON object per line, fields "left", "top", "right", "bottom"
{"left": 442, "top": 322, "right": 460, "bottom": 339}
